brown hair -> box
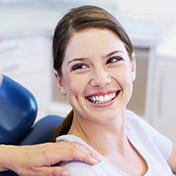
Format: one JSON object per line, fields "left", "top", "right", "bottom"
{"left": 51, "top": 5, "right": 133, "bottom": 141}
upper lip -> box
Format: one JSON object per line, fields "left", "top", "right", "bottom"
{"left": 85, "top": 90, "right": 119, "bottom": 98}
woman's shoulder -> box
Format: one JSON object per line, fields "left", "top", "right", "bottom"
{"left": 125, "top": 109, "right": 141, "bottom": 120}
{"left": 56, "top": 135, "right": 122, "bottom": 175}
{"left": 125, "top": 109, "right": 145, "bottom": 127}
{"left": 56, "top": 134, "right": 93, "bottom": 149}
{"left": 56, "top": 135, "right": 100, "bottom": 175}
{"left": 125, "top": 109, "right": 160, "bottom": 136}
{"left": 58, "top": 160, "right": 99, "bottom": 176}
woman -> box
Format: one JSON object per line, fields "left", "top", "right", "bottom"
{"left": 52, "top": 5, "right": 176, "bottom": 175}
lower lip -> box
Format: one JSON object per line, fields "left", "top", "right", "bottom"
{"left": 86, "top": 91, "right": 120, "bottom": 109}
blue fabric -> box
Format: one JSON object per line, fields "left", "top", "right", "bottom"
{"left": 19, "top": 115, "right": 64, "bottom": 145}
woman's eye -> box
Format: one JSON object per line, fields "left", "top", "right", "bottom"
{"left": 71, "top": 64, "right": 87, "bottom": 71}
{"left": 106, "top": 57, "right": 122, "bottom": 64}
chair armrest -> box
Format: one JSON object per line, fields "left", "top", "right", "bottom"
{"left": 19, "top": 115, "right": 64, "bottom": 145}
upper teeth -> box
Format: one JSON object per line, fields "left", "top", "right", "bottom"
{"left": 88, "top": 93, "right": 116, "bottom": 104}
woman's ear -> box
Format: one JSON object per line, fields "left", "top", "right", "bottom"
{"left": 131, "top": 52, "right": 136, "bottom": 81}
{"left": 54, "top": 70, "right": 66, "bottom": 96}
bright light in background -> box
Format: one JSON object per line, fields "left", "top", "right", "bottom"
{"left": 0, "top": 0, "right": 176, "bottom": 21}
{"left": 116, "top": 0, "right": 176, "bottom": 20}
{"left": 115, "top": 0, "right": 176, "bottom": 52}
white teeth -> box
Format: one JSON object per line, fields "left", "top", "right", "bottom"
{"left": 88, "top": 93, "right": 116, "bottom": 104}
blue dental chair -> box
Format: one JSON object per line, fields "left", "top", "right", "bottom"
{"left": 0, "top": 75, "right": 64, "bottom": 175}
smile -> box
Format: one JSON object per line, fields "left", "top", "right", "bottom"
{"left": 86, "top": 91, "right": 120, "bottom": 104}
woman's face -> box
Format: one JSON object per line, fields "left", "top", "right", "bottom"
{"left": 56, "top": 28, "right": 136, "bottom": 124}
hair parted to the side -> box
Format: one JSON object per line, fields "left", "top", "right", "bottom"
{"left": 51, "top": 5, "right": 134, "bottom": 141}
{"left": 53, "top": 5, "right": 133, "bottom": 77}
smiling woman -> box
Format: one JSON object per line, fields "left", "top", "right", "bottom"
{"left": 51, "top": 5, "right": 176, "bottom": 176}
{"left": 58, "top": 28, "right": 135, "bottom": 122}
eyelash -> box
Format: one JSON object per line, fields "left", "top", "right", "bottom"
{"left": 106, "top": 57, "right": 123, "bottom": 64}
{"left": 71, "top": 57, "right": 123, "bottom": 71}
{"left": 71, "top": 63, "right": 88, "bottom": 71}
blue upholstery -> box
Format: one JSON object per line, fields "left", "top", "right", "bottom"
{"left": 0, "top": 75, "right": 64, "bottom": 175}
{"left": 0, "top": 75, "right": 38, "bottom": 144}
{"left": 19, "top": 115, "right": 64, "bottom": 145}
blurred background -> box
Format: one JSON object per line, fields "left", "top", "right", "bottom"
{"left": 0, "top": 0, "right": 176, "bottom": 142}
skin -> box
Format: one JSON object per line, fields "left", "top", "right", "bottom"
{"left": 167, "top": 144, "right": 176, "bottom": 174}
{"left": 57, "top": 28, "right": 136, "bottom": 126}
{"left": 55, "top": 27, "right": 176, "bottom": 175}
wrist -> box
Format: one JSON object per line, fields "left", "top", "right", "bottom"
{"left": 0, "top": 145, "right": 16, "bottom": 172}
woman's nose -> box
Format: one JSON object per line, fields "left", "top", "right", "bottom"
{"left": 90, "top": 68, "right": 111, "bottom": 88}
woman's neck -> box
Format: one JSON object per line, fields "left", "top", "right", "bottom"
{"left": 68, "top": 110, "right": 127, "bottom": 156}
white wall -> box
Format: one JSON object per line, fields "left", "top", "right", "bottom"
{"left": 116, "top": 0, "right": 176, "bottom": 20}
{"left": 114, "top": 0, "right": 176, "bottom": 58}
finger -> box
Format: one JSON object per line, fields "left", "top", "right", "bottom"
{"left": 62, "top": 141, "right": 100, "bottom": 158}
{"left": 38, "top": 167, "right": 70, "bottom": 176}
{"left": 69, "top": 143, "right": 101, "bottom": 165}
{"left": 54, "top": 141, "right": 101, "bottom": 165}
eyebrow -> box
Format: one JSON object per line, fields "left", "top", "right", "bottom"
{"left": 106, "top": 50, "right": 124, "bottom": 58}
{"left": 67, "top": 50, "right": 124, "bottom": 65}
{"left": 67, "top": 58, "right": 86, "bottom": 65}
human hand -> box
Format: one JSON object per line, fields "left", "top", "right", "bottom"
{"left": 0, "top": 141, "right": 101, "bottom": 176}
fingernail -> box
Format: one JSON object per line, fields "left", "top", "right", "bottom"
{"left": 61, "top": 171, "right": 69, "bottom": 176}
{"left": 92, "top": 154, "right": 101, "bottom": 162}
{"left": 89, "top": 155, "right": 101, "bottom": 164}
{"left": 92, "top": 158, "right": 99, "bottom": 164}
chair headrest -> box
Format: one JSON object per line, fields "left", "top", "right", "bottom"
{"left": 0, "top": 75, "right": 38, "bottom": 144}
